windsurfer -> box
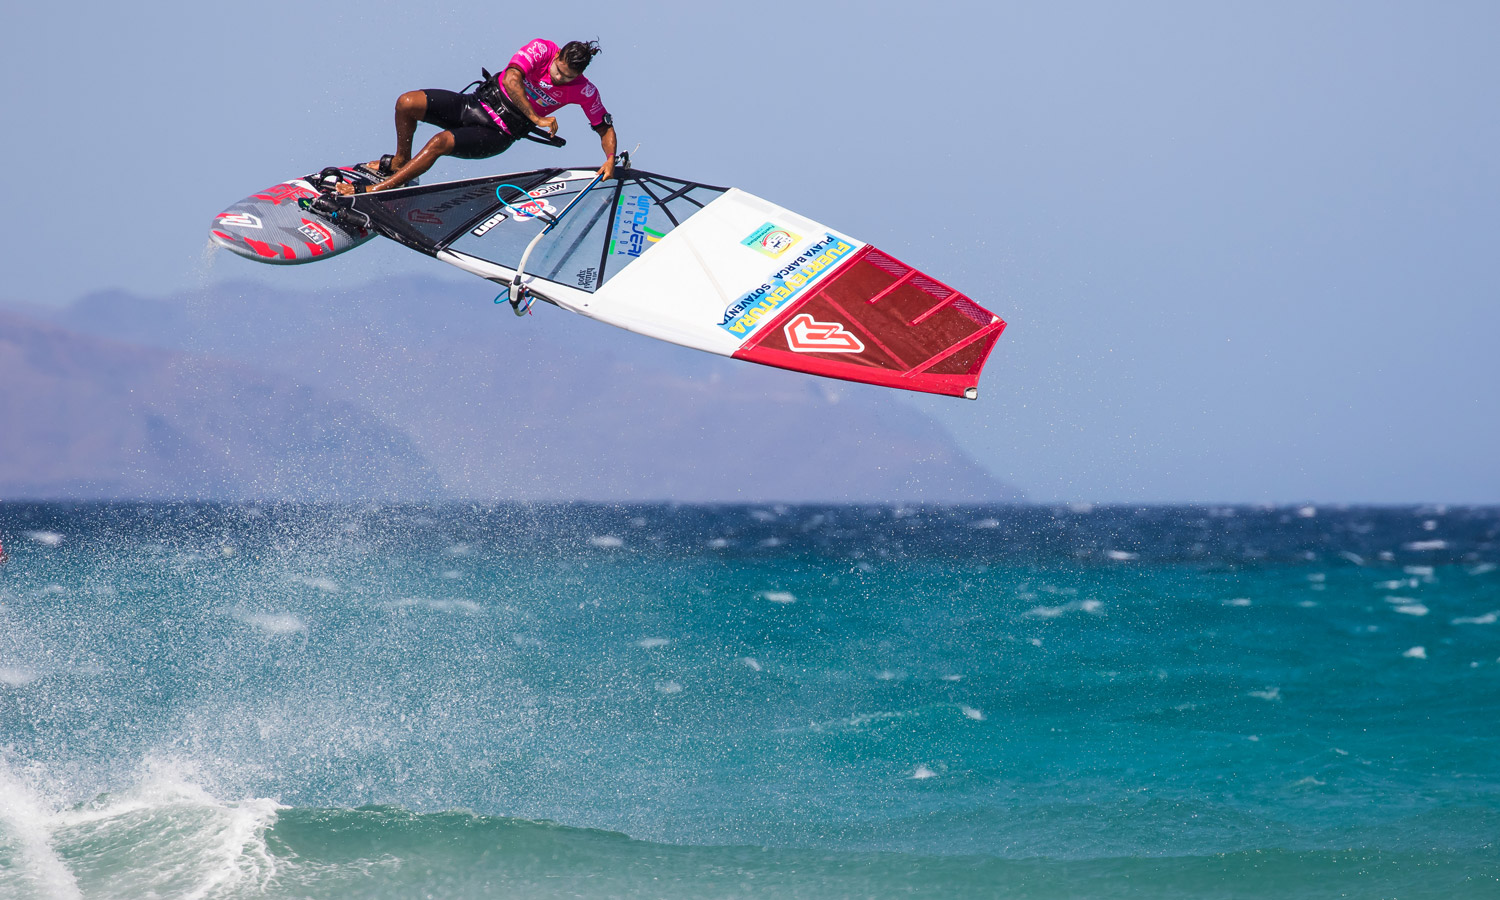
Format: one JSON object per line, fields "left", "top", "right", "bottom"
{"left": 337, "top": 39, "right": 617, "bottom": 195}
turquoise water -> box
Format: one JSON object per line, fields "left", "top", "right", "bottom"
{"left": 0, "top": 504, "right": 1496, "bottom": 898}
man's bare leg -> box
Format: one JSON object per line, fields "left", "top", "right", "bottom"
{"left": 336, "top": 131, "right": 455, "bottom": 195}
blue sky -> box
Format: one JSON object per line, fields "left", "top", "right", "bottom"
{"left": 3, "top": 1, "right": 1496, "bottom": 503}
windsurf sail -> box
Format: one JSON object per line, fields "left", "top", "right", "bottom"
{"left": 347, "top": 166, "right": 1006, "bottom": 399}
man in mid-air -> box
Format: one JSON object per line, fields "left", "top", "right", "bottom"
{"left": 337, "top": 38, "right": 616, "bottom": 195}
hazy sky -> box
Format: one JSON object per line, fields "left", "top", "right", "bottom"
{"left": 3, "top": 1, "right": 1496, "bottom": 503}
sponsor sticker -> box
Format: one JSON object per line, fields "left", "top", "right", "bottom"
{"left": 610, "top": 193, "right": 664, "bottom": 258}
{"left": 297, "top": 220, "right": 333, "bottom": 243}
{"left": 718, "top": 234, "right": 856, "bottom": 338}
{"left": 741, "top": 222, "right": 800, "bottom": 259}
{"left": 471, "top": 211, "right": 507, "bottom": 236}
{"left": 784, "top": 314, "right": 864, "bottom": 353}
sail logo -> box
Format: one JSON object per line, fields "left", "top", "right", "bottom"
{"left": 741, "top": 222, "right": 800, "bottom": 259}
{"left": 718, "top": 235, "right": 855, "bottom": 338}
{"left": 611, "top": 193, "right": 662, "bottom": 258}
{"left": 784, "top": 314, "right": 865, "bottom": 353}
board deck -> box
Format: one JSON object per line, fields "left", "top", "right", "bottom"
{"left": 210, "top": 165, "right": 388, "bottom": 264}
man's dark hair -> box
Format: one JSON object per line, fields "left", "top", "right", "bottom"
{"left": 560, "top": 40, "right": 601, "bottom": 72}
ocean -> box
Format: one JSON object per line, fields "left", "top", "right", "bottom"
{"left": 0, "top": 503, "right": 1496, "bottom": 898}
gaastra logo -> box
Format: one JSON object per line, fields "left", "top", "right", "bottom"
{"left": 718, "top": 234, "right": 856, "bottom": 338}
{"left": 741, "top": 222, "right": 800, "bottom": 258}
{"left": 784, "top": 314, "right": 864, "bottom": 353}
{"left": 215, "top": 212, "right": 262, "bottom": 229}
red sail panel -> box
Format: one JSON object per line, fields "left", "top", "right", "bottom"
{"left": 732, "top": 246, "right": 1006, "bottom": 399}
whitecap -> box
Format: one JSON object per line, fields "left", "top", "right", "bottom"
{"left": 960, "top": 705, "right": 986, "bottom": 721}
{"left": 446, "top": 543, "right": 472, "bottom": 556}
{"left": 970, "top": 518, "right": 1000, "bottom": 529}
{"left": 1339, "top": 551, "right": 1366, "bottom": 565}
{"left": 1404, "top": 540, "right": 1448, "bottom": 552}
{"left": 1297, "top": 506, "right": 1317, "bottom": 518}
{"left": 638, "top": 637, "right": 670, "bottom": 649}
{"left": 24, "top": 530, "right": 63, "bottom": 547}
{"left": 759, "top": 537, "right": 784, "bottom": 548}
{"left": 1029, "top": 638, "right": 1043, "bottom": 647}
{"left": 707, "top": 537, "right": 730, "bottom": 549}
{"left": 1385, "top": 596, "right": 1417, "bottom": 605}
{"left": 290, "top": 575, "right": 340, "bottom": 593}
{"left": 1292, "top": 776, "right": 1327, "bottom": 787}
{"left": 1451, "top": 612, "right": 1498, "bottom": 625}
{"left": 1225, "top": 598, "right": 1252, "bottom": 607}
{"left": 1404, "top": 566, "right": 1435, "bottom": 577}
{"left": 941, "top": 674, "right": 964, "bottom": 682}
{"left": 0, "top": 667, "right": 38, "bottom": 686}
{"left": 1307, "top": 573, "right": 1327, "bottom": 583}
{"left": 1249, "top": 687, "right": 1281, "bottom": 701}
{"left": 588, "top": 535, "right": 624, "bottom": 549}
{"left": 1403, "top": 646, "right": 1427, "bottom": 659}
{"left": 1469, "top": 563, "right": 1497, "bottom": 576}
{"left": 385, "top": 598, "right": 481, "bottom": 613}
{"left": 760, "top": 591, "right": 796, "bottom": 604}
{"left": 910, "top": 765, "right": 938, "bottom": 780}
{"left": 875, "top": 670, "right": 904, "bottom": 681}
{"left": 655, "top": 680, "right": 682, "bottom": 694}
{"left": 1026, "top": 605, "right": 1067, "bottom": 619}
{"left": 1106, "top": 550, "right": 1137, "bottom": 561}
{"left": 237, "top": 612, "right": 307, "bottom": 635}
{"left": 741, "top": 657, "right": 762, "bottom": 671}
{"left": 1393, "top": 604, "right": 1429, "bottom": 617}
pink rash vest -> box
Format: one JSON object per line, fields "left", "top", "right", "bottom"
{"left": 505, "top": 39, "right": 610, "bottom": 130}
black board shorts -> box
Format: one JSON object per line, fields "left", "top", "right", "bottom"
{"left": 420, "top": 89, "right": 520, "bottom": 159}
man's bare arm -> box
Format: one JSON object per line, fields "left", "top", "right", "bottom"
{"left": 502, "top": 66, "right": 556, "bottom": 136}
{"left": 594, "top": 123, "right": 618, "bottom": 180}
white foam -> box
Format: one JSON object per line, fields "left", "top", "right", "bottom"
{"left": 0, "top": 761, "right": 82, "bottom": 900}
{"left": 24, "top": 530, "right": 63, "bottom": 547}
{"left": 971, "top": 518, "right": 1000, "bottom": 529}
{"left": 910, "top": 765, "right": 938, "bottom": 780}
{"left": 1106, "top": 550, "right": 1137, "bottom": 561}
{"left": 960, "top": 705, "right": 986, "bottom": 721}
{"left": 875, "top": 670, "right": 904, "bottom": 681}
{"left": 236, "top": 612, "right": 307, "bottom": 635}
{"left": 759, "top": 537, "right": 784, "bottom": 548}
{"left": 1404, "top": 565, "right": 1435, "bottom": 577}
{"left": 289, "top": 575, "right": 340, "bottom": 593}
{"left": 1339, "top": 551, "right": 1366, "bottom": 565}
{"left": 1249, "top": 687, "right": 1281, "bottom": 701}
{"left": 1225, "top": 598, "right": 1253, "bottom": 607}
{"left": 760, "top": 591, "right": 797, "bottom": 604}
{"left": 1385, "top": 595, "right": 1417, "bottom": 604}
{"left": 1404, "top": 540, "right": 1448, "bottom": 552}
{"left": 637, "top": 637, "right": 670, "bottom": 649}
{"left": 1292, "top": 776, "right": 1327, "bottom": 786}
{"left": 0, "top": 667, "right": 38, "bottom": 686}
{"left": 1297, "top": 506, "right": 1317, "bottom": 518}
{"left": 588, "top": 535, "right": 624, "bottom": 549}
{"left": 1403, "top": 646, "right": 1427, "bottom": 659}
{"left": 941, "top": 674, "right": 964, "bottom": 682}
{"left": 707, "top": 537, "right": 730, "bottom": 549}
{"left": 655, "top": 681, "right": 682, "bottom": 694}
{"left": 384, "top": 598, "right": 481, "bottom": 613}
{"left": 1029, "top": 638, "right": 1043, "bottom": 647}
{"left": 446, "top": 543, "right": 472, "bottom": 556}
{"left": 1451, "top": 611, "right": 1498, "bottom": 625}
{"left": 1307, "top": 573, "right": 1327, "bottom": 583}
{"left": 1393, "top": 604, "right": 1429, "bottom": 617}
{"left": 1469, "top": 563, "right": 1497, "bottom": 576}
{"left": 741, "top": 657, "right": 762, "bottom": 671}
